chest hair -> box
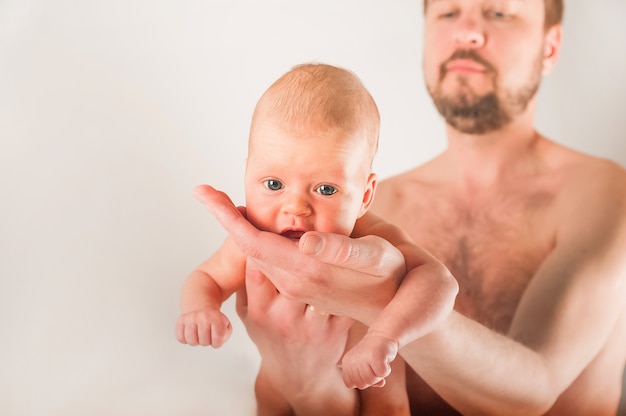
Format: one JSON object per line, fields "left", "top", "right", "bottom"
{"left": 386, "top": 185, "right": 556, "bottom": 333}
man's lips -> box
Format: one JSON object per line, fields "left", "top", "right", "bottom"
{"left": 446, "top": 59, "right": 487, "bottom": 74}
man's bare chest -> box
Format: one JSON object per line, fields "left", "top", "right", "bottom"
{"left": 434, "top": 227, "right": 553, "bottom": 332}
{"left": 388, "top": 190, "right": 557, "bottom": 332}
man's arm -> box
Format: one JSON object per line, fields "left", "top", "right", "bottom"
{"left": 396, "top": 167, "right": 626, "bottom": 415}
{"left": 307, "top": 193, "right": 626, "bottom": 415}
{"left": 195, "top": 180, "right": 626, "bottom": 415}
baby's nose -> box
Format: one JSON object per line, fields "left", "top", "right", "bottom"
{"left": 283, "top": 193, "right": 312, "bottom": 216}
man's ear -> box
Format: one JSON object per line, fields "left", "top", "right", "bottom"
{"left": 358, "top": 173, "right": 378, "bottom": 217}
{"left": 542, "top": 24, "right": 562, "bottom": 75}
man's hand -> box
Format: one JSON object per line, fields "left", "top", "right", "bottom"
{"left": 193, "top": 185, "right": 404, "bottom": 325}
{"left": 236, "top": 264, "right": 355, "bottom": 376}
{"left": 237, "top": 264, "right": 358, "bottom": 415}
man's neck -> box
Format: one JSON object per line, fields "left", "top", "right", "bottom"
{"left": 443, "top": 114, "right": 541, "bottom": 192}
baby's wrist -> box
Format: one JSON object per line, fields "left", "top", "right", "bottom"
{"left": 363, "top": 329, "right": 399, "bottom": 348}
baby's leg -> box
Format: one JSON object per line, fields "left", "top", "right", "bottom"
{"left": 340, "top": 323, "right": 399, "bottom": 390}
{"left": 255, "top": 366, "right": 292, "bottom": 416}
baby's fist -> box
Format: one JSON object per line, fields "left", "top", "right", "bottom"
{"left": 175, "top": 308, "right": 232, "bottom": 348}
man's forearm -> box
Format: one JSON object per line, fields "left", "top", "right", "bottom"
{"left": 399, "top": 311, "right": 556, "bottom": 416}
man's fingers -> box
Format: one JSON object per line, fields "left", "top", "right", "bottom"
{"left": 245, "top": 263, "right": 279, "bottom": 304}
{"left": 193, "top": 185, "right": 256, "bottom": 239}
{"left": 194, "top": 185, "right": 312, "bottom": 299}
{"left": 193, "top": 185, "right": 401, "bottom": 323}
{"left": 329, "top": 314, "right": 357, "bottom": 335}
{"left": 194, "top": 185, "right": 299, "bottom": 264}
{"left": 299, "top": 232, "right": 405, "bottom": 277}
{"left": 237, "top": 263, "right": 279, "bottom": 321}
{"left": 194, "top": 184, "right": 265, "bottom": 259}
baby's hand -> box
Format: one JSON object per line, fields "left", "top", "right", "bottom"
{"left": 175, "top": 308, "right": 232, "bottom": 348}
{"left": 340, "top": 332, "right": 398, "bottom": 390}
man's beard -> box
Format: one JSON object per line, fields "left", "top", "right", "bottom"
{"left": 427, "top": 49, "right": 542, "bottom": 135}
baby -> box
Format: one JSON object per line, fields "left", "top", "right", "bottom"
{"left": 176, "top": 63, "right": 458, "bottom": 411}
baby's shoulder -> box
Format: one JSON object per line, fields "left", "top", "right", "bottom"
{"left": 352, "top": 212, "right": 410, "bottom": 245}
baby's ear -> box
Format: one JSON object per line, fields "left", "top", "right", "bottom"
{"left": 358, "top": 173, "right": 378, "bottom": 217}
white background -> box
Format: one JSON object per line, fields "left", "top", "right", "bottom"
{"left": 1, "top": 1, "right": 625, "bottom": 415}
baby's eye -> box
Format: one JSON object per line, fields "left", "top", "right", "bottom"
{"left": 263, "top": 179, "right": 284, "bottom": 191}
{"left": 316, "top": 185, "right": 338, "bottom": 196}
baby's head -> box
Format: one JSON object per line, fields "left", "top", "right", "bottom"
{"left": 249, "top": 63, "right": 379, "bottom": 163}
{"left": 245, "top": 63, "right": 381, "bottom": 237}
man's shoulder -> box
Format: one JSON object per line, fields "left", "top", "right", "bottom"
{"left": 377, "top": 163, "right": 438, "bottom": 193}
{"left": 374, "top": 169, "right": 428, "bottom": 209}
{"left": 559, "top": 152, "right": 626, "bottom": 196}
{"left": 554, "top": 153, "right": 626, "bottom": 227}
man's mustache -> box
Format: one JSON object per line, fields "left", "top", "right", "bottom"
{"left": 439, "top": 49, "right": 496, "bottom": 78}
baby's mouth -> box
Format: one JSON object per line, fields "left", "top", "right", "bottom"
{"left": 281, "top": 230, "right": 306, "bottom": 241}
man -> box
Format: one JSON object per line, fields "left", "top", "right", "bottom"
{"left": 195, "top": 0, "right": 626, "bottom": 414}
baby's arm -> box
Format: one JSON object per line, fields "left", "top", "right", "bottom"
{"left": 341, "top": 212, "right": 458, "bottom": 389}
{"left": 175, "top": 236, "right": 246, "bottom": 348}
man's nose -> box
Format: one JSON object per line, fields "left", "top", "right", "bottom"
{"left": 453, "top": 16, "right": 486, "bottom": 48}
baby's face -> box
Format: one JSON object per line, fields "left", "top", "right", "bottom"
{"left": 244, "top": 121, "right": 375, "bottom": 240}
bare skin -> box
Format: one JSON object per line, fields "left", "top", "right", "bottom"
{"left": 191, "top": 0, "right": 626, "bottom": 413}
{"left": 197, "top": 133, "right": 626, "bottom": 414}
{"left": 373, "top": 129, "right": 626, "bottom": 414}
{"left": 188, "top": 186, "right": 455, "bottom": 414}
{"left": 179, "top": 64, "right": 458, "bottom": 414}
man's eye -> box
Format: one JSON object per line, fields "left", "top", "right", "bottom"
{"left": 263, "top": 179, "right": 284, "bottom": 191}
{"left": 316, "top": 185, "right": 337, "bottom": 196}
{"left": 487, "top": 10, "right": 511, "bottom": 20}
{"left": 440, "top": 11, "right": 458, "bottom": 19}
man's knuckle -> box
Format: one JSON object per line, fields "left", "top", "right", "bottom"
{"left": 332, "top": 241, "right": 355, "bottom": 264}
